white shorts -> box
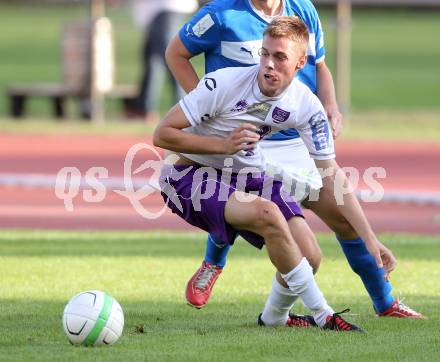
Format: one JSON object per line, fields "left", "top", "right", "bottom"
{"left": 261, "top": 138, "right": 323, "bottom": 202}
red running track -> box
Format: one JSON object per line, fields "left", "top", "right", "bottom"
{"left": 0, "top": 134, "right": 439, "bottom": 234}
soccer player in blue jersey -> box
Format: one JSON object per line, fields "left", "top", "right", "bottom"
{"left": 165, "top": 0, "right": 423, "bottom": 321}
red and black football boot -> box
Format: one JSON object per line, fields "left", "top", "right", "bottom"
{"left": 322, "top": 309, "right": 365, "bottom": 332}
{"left": 258, "top": 313, "right": 317, "bottom": 328}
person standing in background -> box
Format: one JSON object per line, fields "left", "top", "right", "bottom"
{"left": 125, "top": 0, "right": 198, "bottom": 121}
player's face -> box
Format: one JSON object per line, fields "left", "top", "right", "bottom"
{"left": 258, "top": 35, "right": 307, "bottom": 97}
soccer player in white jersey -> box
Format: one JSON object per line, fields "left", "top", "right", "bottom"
{"left": 166, "top": 0, "right": 423, "bottom": 319}
{"left": 155, "top": 16, "right": 367, "bottom": 331}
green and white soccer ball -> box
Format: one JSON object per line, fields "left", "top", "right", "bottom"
{"left": 62, "top": 290, "right": 124, "bottom": 346}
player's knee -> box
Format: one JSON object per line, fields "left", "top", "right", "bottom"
{"left": 253, "top": 200, "right": 284, "bottom": 233}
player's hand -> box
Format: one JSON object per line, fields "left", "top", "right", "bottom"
{"left": 223, "top": 123, "right": 259, "bottom": 155}
{"left": 364, "top": 237, "right": 383, "bottom": 271}
{"left": 378, "top": 242, "right": 397, "bottom": 281}
{"left": 326, "top": 108, "right": 343, "bottom": 139}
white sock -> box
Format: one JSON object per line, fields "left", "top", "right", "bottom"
{"left": 281, "top": 257, "right": 334, "bottom": 327}
{"left": 260, "top": 276, "right": 298, "bottom": 326}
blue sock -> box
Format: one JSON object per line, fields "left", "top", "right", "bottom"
{"left": 204, "top": 234, "right": 231, "bottom": 269}
{"left": 336, "top": 236, "right": 394, "bottom": 313}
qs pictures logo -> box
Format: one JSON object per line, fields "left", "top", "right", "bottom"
{"left": 55, "top": 143, "right": 176, "bottom": 220}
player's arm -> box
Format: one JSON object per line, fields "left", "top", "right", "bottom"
{"left": 153, "top": 105, "right": 259, "bottom": 155}
{"left": 166, "top": 5, "right": 220, "bottom": 93}
{"left": 311, "top": 8, "right": 343, "bottom": 138}
{"left": 313, "top": 158, "right": 384, "bottom": 269}
{"left": 295, "top": 96, "right": 384, "bottom": 270}
{"left": 312, "top": 156, "right": 396, "bottom": 278}
{"left": 165, "top": 35, "right": 200, "bottom": 93}
{"left": 316, "top": 61, "right": 343, "bottom": 138}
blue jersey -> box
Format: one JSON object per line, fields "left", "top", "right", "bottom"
{"left": 179, "top": 0, "right": 325, "bottom": 141}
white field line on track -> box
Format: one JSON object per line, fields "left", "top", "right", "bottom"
{"left": 0, "top": 173, "right": 439, "bottom": 206}
{"left": 0, "top": 173, "right": 159, "bottom": 192}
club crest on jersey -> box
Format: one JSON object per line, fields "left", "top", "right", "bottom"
{"left": 247, "top": 102, "right": 271, "bottom": 121}
{"left": 230, "top": 100, "right": 249, "bottom": 112}
{"left": 272, "top": 107, "right": 290, "bottom": 124}
{"left": 308, "top": 111, "right": 330, "bottom": 151}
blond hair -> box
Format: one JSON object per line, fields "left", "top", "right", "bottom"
{"left": 264, "top": 16, "right": 309, "bottom": 53}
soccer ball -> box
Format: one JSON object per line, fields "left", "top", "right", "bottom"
{"left": 62, "top": 290, "right": 124, "bottom": 346}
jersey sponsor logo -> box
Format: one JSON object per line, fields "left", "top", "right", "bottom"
{"left": 204, "top": 77, "right": 217, "bottom": 91}
{"left": 221, "top": 40, "right": 262, "bottom": 65}
{"left": 247, "top": 102, "right": 271, "bottom": 121}
{"left": 308, "top": 111, "right": 330, "bottom": 151}
{"left": 230, "top": 100, "right": 249, "bottom": 112}
{"left": 246, "top": 120, "right": 272, "bottom": 157}
{"left": 200, "top": 113, "right": 211, "bottom": 122}
{"left": 256, "top": 125, "right": 272, "bottom": 140}
{"left": 272, "top": 107, "right": 290, "bottom": 124}
{"left": 192, "top": 13, "right": 215, "bottom": 37}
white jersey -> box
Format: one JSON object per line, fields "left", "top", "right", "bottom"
{"left": 179, "top": 65, "right": 335, "bottom": 173}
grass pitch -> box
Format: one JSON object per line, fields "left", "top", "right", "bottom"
{"left": 0, "top": 231, "right": 439, "bottom": 361}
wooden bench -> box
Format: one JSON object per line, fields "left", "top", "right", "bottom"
{"left": 7, "top": 84, "right": 79, "bottom": 118}
{"left": 6, "top": 20, "right": 136, "bottom": 120}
